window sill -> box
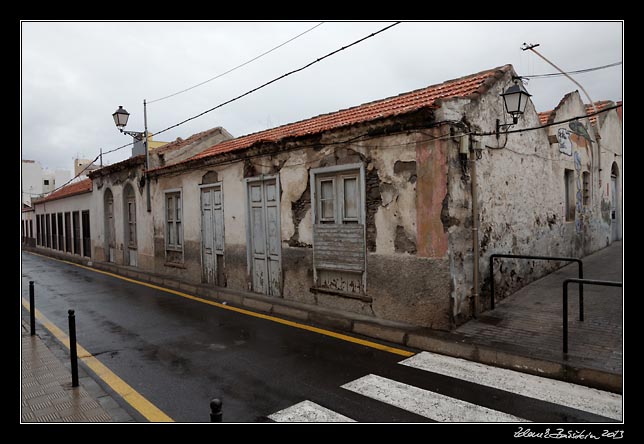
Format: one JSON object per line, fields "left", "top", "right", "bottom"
{"left": 164, "top": 262, "right": 186, "bottom": 269}
{"left": 310, "top": 287, "right": 372, "bottom": 303}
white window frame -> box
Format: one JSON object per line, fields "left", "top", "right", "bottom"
{"left": 164, "top": 189, "right": 183, "bottom": 252}
{"left": 311, "top": 165, "right": 364, "bottom": 225}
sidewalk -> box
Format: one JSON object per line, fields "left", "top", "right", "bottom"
{"left": 20, "top": 321, "right": 134, "bottom": 423}
{"left": 454, "top": 241, "right": 623, "bottom": 388}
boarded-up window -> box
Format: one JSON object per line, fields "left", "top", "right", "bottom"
{"left": 45, "top": 214, "right": 51, "bottom": 248}
{"left": 51, "top": 214, "right": 57, "bottom": 249}
{"left": 64, "top": 212, "right": 72, "bottom": 252}
{"left": 165, "top": 191, "right": 183, "bottom": 252}
{"left": 72, "top": 211, "right": 80, "bottom": 254}
{"left": 36, "top": 215, "right": 41, "bottom": 245}
{"left": 564, "top": 169, "right": 575, "bottom": 221}
{"left": 311, "top": 165, "right": 366, "bottom": 296}
{"left": 582, "top": 171, "right": 590, "bottom": 207}
{"left": 81, "top": 210, "right": 91, "bottom": 258}
{"left": 57, "top": 213, "right": 64, "bottom": 251}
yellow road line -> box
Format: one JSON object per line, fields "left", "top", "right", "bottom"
{"left": 21, "top": 298, "right": 173, "bottom": 423}
{"left": 26, "top": 251, "right": 414, "bottom": 357}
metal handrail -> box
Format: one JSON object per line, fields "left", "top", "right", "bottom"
{"left": 489, "top": 254, "right": 583, "bottom": 310}
{"left": 562, "top": 278, "right": 622, "bottom": 354}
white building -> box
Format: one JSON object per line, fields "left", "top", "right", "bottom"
{"left": 21, "top": 159, "right": 71, "bottom": 206}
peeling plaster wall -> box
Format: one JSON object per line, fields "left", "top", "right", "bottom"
{"left": 89, "top": 165, "right": 154, "bottom": 270}
{"left": 435, "top": 73, "right": 622, "bottom": 324}
{"left": 148, "top": 114, "right": 452, "bottom": 329}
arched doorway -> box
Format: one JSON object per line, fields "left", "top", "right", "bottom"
{"left": 611, "top": 162, "right": 621, "bottom": 241}
{"left": 124, "top": 183, "right": 137, "bottom": 266}
{"left": 104, "top": 189, "right": 115, "bottom": 262}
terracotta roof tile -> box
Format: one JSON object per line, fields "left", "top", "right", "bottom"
{"left": 154, "top": 127, "right": 226, "bottom": 155}
{"left": 539, "top": 100, "right": 617, "bottom": 127}
{"left": 155, "top": 65, "right": 511, "bottom": 171}
{"left": 538, "top": 111, "right": 552, "bottom": 125}
{"left": 585, "top": 101, "right": 613, "bottom": 125}
{"left": 32, "top": 178, "right": 92, "bottom": 204}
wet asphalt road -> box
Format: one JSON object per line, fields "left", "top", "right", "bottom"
{"left": 20, "top": 252, "right": 416, "bottom": 422}
{"left": 20, "top": 252, "right": 615, "bottom": 423}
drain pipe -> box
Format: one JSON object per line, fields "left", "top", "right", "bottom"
{"left": 460, "top": 134, "right": 480, "bottom": 317}
{"left": 470, "top": 138, "right": 480, "bottom": 318}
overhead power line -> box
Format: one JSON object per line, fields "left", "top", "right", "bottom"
{"left": 152, "top": 22, "right": 401, "bottom": 138}
{"left": 148, "top": 22, "right": 325, "bottom": 104}
{"left": 524, "top": 61, "right": 622, "bottom": 79}
{"left": 35, "top": 22, "right": 399, "bottom": 197}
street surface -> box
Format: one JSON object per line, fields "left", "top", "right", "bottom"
{"left": 21, "top": 252, "right": 621, "bottom": 423}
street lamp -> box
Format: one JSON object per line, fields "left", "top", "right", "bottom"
{"left": 496, "top": 79, "right": 532, "bottom": 139}
{"left": 112, "top": 106, "right": 144, "bottom": 140}
{"left": 112, "top": 103, "right": 151, "bottom": 212}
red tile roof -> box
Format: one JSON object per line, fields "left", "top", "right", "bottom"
{"left": 154, "top": 127, "right": 227, "bottom": 155}
{"left": 539, "top": 100, "right": 618, "bottom": 127}
{"left": 585, "top": 101, "right": 613, "bottom": 125}
{"left": 32, "top": 178, "right": 92, "bottom": 204}
{"left": 152, "top": 65, "right": 511, "bottom": 173}
{"left": 538, "top": 111, "right": 551, "bottom": 125}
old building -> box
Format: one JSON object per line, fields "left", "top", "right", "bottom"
{"left": 142, "top": 64, "right": 621, "bottom": 330}
{"left": 31, "top": 178, "right": 93, "bottom": 259}
{"left": 27, "top": 64, "right": 622, "bottom": 333}
{"left": 538, "top": 96, "right": 623, "bottom": 247}
{"left": 88, "top": 126, "right": 232, "bottom": 269}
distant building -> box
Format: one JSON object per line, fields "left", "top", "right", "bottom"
{"left": 74, "top": 159, "right": 101, "bottom": 177}
{"left": 21, "top": 160, "right": 71, "bottom": 206}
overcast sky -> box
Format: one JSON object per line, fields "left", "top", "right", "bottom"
{"left": 21, "top": 21, "right": 622, "bottom": 173}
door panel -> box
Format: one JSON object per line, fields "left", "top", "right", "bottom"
{"left": 201, "top": 186, "right": 225, "bottom": 285}
{"left": 611, "top": 177, "right": 618, "bottom": 241}
{"left": 248, "top": 178, "right": 281, "bottom": 296}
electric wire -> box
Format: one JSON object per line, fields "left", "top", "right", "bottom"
{"left": 28, "top": 23, "right": 399, "bottom": 198}
{"left": 523, "top": 61, "right": 622, "bottom": 79}
{"left": 151, "top": 22, "right": 401, "bottom": 139}
{"left": 148, "top": 22, "right": 325, "bottom": 105}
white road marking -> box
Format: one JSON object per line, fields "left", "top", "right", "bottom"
{"left": 400, "top": 351, "right": 622, "bottom": 421}
{"left": 342, "top": 374, "right": 528, "bottom": 422}
{"left": 268, "top": 400, "right": 356, "bottom": 422}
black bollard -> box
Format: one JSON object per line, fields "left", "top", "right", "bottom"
{"left": 29, "top": 281, "right": 35, "bottom": 336}
{"left": 210, "top": 398, "right": 222, "bottom": 422}
{"left": 68, "top": 310, "right": 79, "bottom": 387}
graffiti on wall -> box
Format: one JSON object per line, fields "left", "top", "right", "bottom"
{"left": 569, "top": 121, "right": 594, "bottom": 144}
{"left": 574, "top": 151, "right": 583, "bottom": 233}
{"left": 557, "top": 128, "right": 573, "bottom": 156}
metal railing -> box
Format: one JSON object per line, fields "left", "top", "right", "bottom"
{"left": 562, "top": 278, "right": 622, "bottom": 354}
{"left": 489, "top": 254, "right": 583, "bottom": 310}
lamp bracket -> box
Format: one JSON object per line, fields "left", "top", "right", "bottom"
{"left": 120, "top": 129, "right": 145, "bottom": 141}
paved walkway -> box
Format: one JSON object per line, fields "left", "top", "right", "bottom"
{"left": 455, "top": 241, "right": 623, "bottom": 377}
{"left": 21, "top": 321, "right": 134, "bottom": 423}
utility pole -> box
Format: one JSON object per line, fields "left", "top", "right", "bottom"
{"left": 521, "top": 43, "right": 603, "bottom": 203}
{"left": 143, "top": 99, "right": 151, "bottom": 213}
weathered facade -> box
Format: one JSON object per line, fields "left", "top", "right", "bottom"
{"left": 31, "top": 178, "right": 93, "bottom": 259}
{"left": 87, "top": 126, "right": 233, "bottom": 271}
{"left": 26, "top": 64, "right": 622, "bottom": 332}
{"left": 145, "top": 64, "right": 621, "bottom": 330}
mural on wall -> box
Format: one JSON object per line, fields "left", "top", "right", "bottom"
{"left": 557, "top": 128, "right": 573, "bottom": 156}
{"left": 569, "top": 121, "right": 594, "bottom": 144}
{"left": 574, "top": 151, "right": 583, "bottom": 234}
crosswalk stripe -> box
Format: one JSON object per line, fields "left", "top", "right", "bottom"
{"left": 400, "top": 351, "right": 622, "bottom": 421}
{"left": 342, "top": 374, "right": 528, "bottom": 422}
{"left": 268, "top": 400, "right": 356, "bottom": 422}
